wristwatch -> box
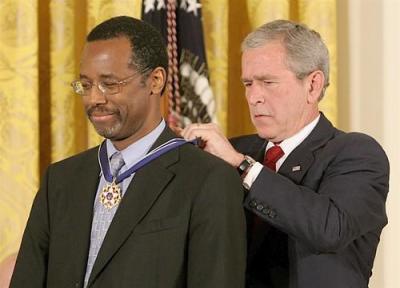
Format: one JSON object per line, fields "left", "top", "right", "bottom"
{"left": 237, "top": 155, "right": 256, "bottom": 177}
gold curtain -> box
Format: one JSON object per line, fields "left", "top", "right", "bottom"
{"left": 0, "top": 0, "right": 337, "bottom": 262}
{"left": 0, "top": 0, "right": 39, "bottom": 262}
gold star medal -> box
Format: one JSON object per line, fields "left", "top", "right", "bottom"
{"left": 100, "top": 180, "right": 122, "bottom": 209}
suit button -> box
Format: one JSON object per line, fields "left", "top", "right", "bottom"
{"left": 268, "top": 209, "right": 277, "bottom": 218}
{"left": 75, "top": 282, "right": 81, "bottom": 287}
{"left": 249, "top": 200, "right": 257, "bottom": 208}
{"left": 256, "top": 204, "right": 264, "bottom": 211}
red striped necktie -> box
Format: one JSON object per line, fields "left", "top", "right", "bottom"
{"left": 263, "top": 145, "right": 284, "bottom": 171}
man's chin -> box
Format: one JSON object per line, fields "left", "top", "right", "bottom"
{"left": 256, "top": 129, "right": 275, "bottom": 141}
{"left": 92, "top": 125, "right": 119, "bottom": 139}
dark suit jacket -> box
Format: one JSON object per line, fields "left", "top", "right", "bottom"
{"left": 11, "top": 127, "right": 247, "bottom": 288}
{"left": 231, "top": 114, "right": 389, "bottom": 288}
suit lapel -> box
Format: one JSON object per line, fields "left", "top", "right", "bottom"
{"left": 87, "top": 128, "right": 179, "bottom": 286}
{"left": 278, "top": 149, "right": 314, "bottom": 183}
{"left": 278, "top": 113, "right": 336, "bottom": 183}
{"left": 248, "top": 114, "right": 336, "bottom": 260}
{"left": 65, "top": 148, "right": 100, "bottom": 280}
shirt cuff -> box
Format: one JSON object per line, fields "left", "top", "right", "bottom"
{"left": 243, "top": 162, "right": 263, "bottom": 190}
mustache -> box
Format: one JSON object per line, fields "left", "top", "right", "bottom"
{"left": 86, "top": 106, "right": 119, "bottom": 117}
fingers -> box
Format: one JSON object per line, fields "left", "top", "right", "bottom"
{"left": 171, "top": 122, "right": 217, "bottom": 144}
{"left": 180, "top": 123, "right": 218, "bottom": 151}
{"left": 181, "top": 123, "right": 218, "bottom": 141}
{"left": 181, "top": 123, "right": 224, "bottom": 153}
{"left": 170, "top": 125, "right": 183, "bottom": 136}
{"left": 194, "top": 137, "right": 206, "bottom": 149}
{"left": 177, "top": 122, "right": 242, "bottom": 166}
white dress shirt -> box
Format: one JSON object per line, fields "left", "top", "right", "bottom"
{"left": 243, "top": 115, "right": 320, "bottom": 190}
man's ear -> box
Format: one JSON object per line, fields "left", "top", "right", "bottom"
{"left": 306, "top": 70, "right": 325, "bottom": 103}
{"left": 149, "top": 67, "right": 167, "bottom": 95}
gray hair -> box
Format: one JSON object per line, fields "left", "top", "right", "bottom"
{"left": 242, "top": 19, "right": 330, "bottom": 99}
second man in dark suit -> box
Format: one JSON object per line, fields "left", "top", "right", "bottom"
{"left": 181, "top": 19, "right": 389, "bottom": 288}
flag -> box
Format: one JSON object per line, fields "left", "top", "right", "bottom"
{"left": 142, "top": 0, "right": 216, "bottom": 127}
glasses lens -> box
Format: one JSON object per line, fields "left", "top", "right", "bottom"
{"left": 99, "top": 81, "right": 120, "bottom": 95}
{"left": 71, "top": 81, "right": 85, "bottom": 95}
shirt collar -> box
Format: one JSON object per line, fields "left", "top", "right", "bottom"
{"left": 106, "top": 119, "right": 166, "bottom": 171}
{"left": 266, "top": 114, "right": 320, "bottom": 169}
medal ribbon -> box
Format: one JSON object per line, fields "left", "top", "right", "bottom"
{"left": 99, "top": 138, "right": 197, "bottom": 184}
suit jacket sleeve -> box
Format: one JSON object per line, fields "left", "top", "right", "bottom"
{"left": 10, "top": 169, "right": 51, "bottom": 287}
{"left": 187, "top": 161, "right": 246, "bottom": 287}
{"left": 244, "top": 132, "right": 389, "bottom": 253}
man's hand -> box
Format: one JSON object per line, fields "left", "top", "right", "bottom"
{"left": 175, "top": 123, "right": 245, "bottom": 167}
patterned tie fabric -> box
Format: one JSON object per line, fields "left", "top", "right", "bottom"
{"left": 84, "top": 152, "right": 125, "bottom": 287}
{"left": 109, "top": 152, "right": 125, "bottom": 178}
{"left": 263, "top": 145, "right": 285, "bottom": 172}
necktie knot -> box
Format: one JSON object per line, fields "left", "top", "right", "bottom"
{"left": 110, "top": 152, "right": 125, "bottom": 177}
{"left": 263, "top": 145, "right": 284, "bottom": 171}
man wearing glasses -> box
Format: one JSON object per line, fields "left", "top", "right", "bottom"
{"left": 10, "top": 16, "right": 246, "bottom": 288}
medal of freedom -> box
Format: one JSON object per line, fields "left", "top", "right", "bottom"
{"left": 100, "top": 180, "right": 122, "bottom": 209}
{"left": 98, "top": 137, "right": 195, "bottom": 209}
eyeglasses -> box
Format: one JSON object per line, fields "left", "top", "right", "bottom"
{"left": 71, "top": 72, "right": 143, "bottom": 96}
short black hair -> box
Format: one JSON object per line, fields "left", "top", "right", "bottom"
{"left": 87, "top": 16, "right": 168, "bottom": 76}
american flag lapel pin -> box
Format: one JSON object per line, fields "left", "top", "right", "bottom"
{"left": 292, "top": 165, "right": 301, "bottom": 172}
